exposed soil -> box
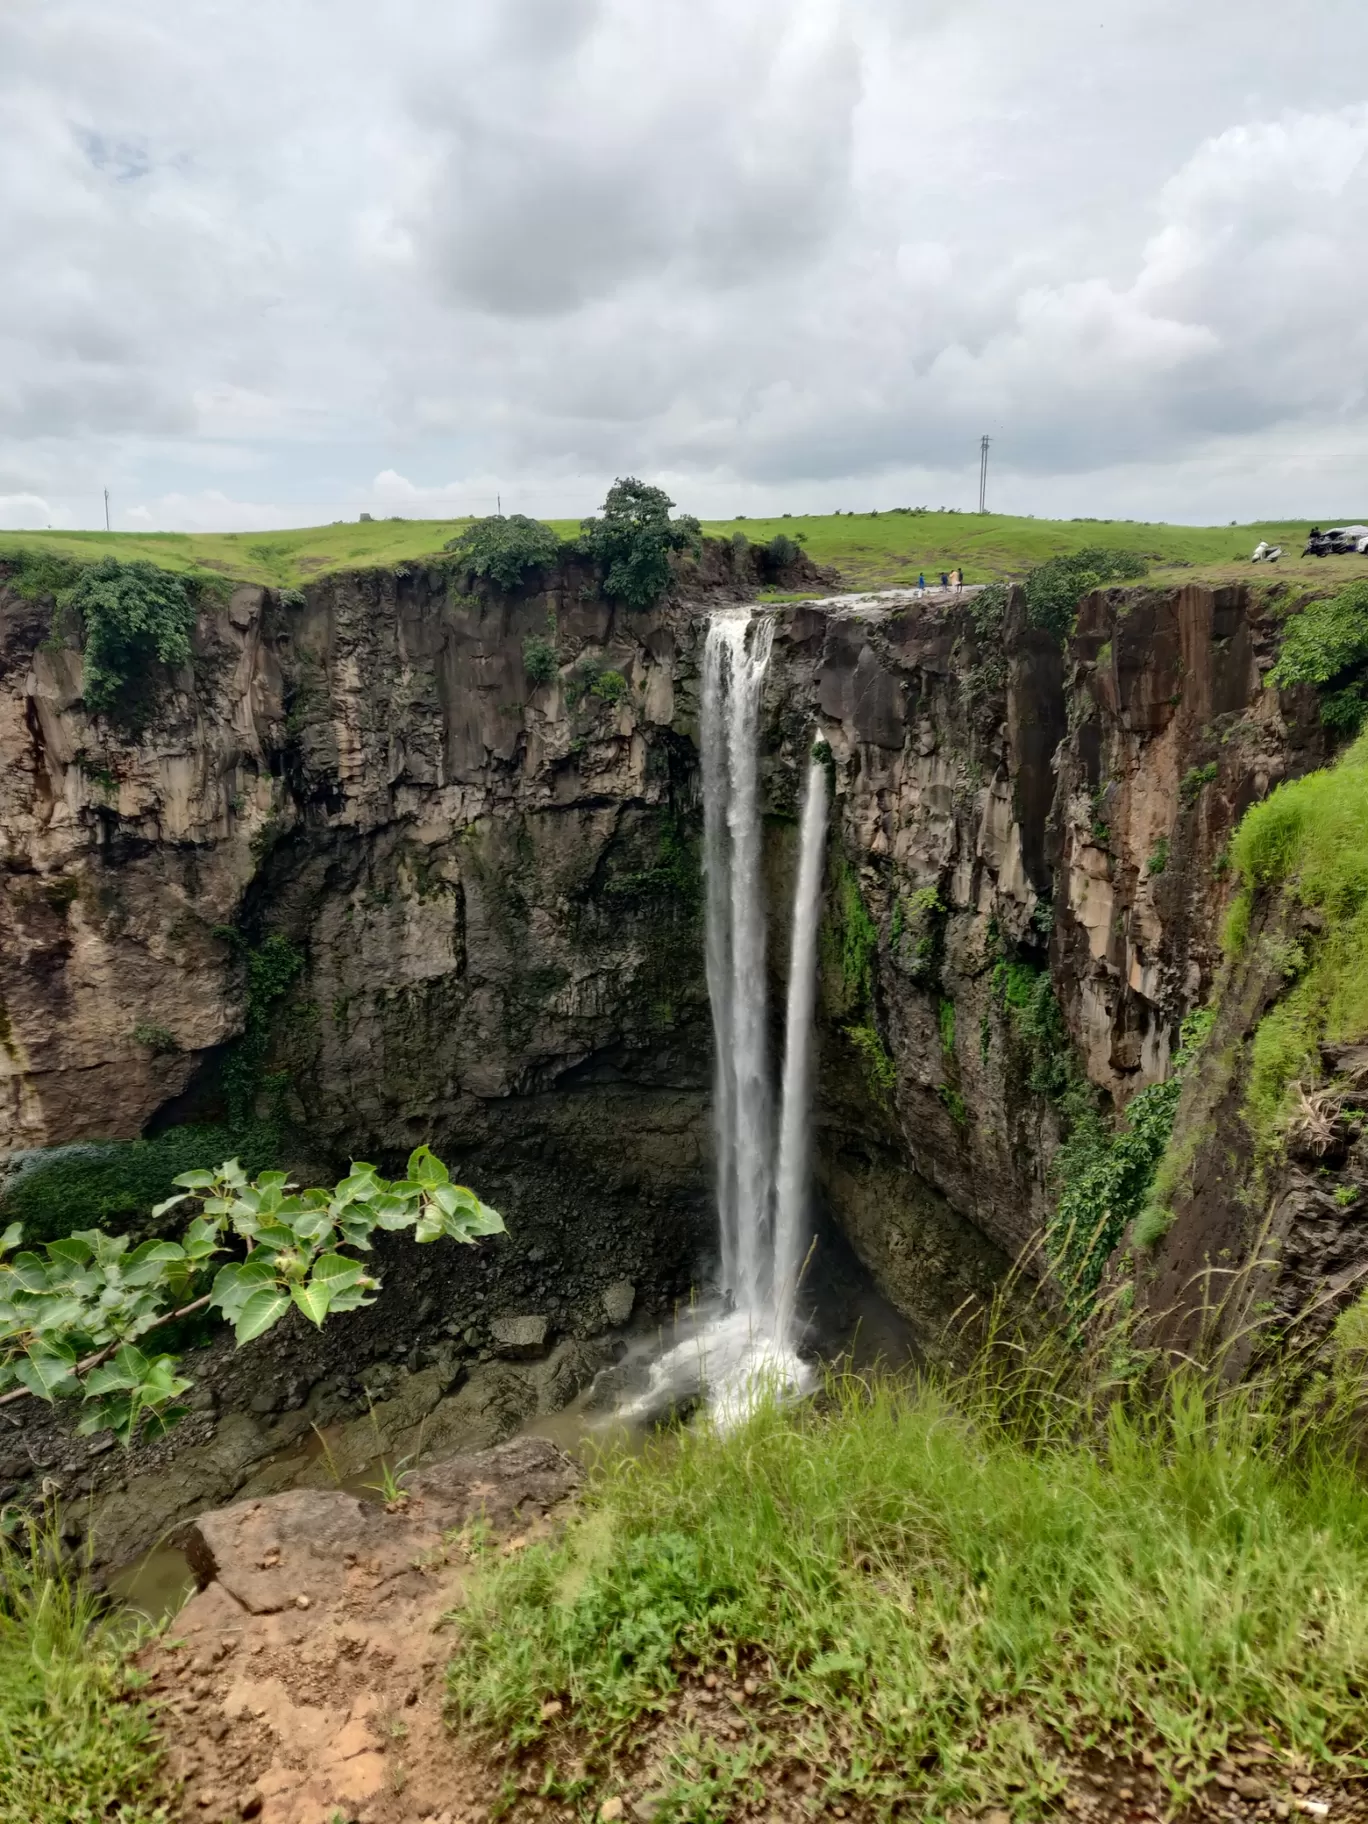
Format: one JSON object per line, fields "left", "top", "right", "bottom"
{"left": 136, "top": 1439, "right": 576, "bottom": 1824}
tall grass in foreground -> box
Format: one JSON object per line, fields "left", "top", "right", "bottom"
{"left": 449, "top": 1351, "right": 1368, "bottom": 1819}
{"left": 0, "top": 1516, "right": 165, "bottom": 1824}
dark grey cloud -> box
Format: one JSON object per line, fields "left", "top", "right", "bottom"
{"left": 0, "top": 0, "right": 1365, "bottom": 532}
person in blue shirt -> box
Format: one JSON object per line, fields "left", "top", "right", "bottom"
{"left": 939, "top": 571, "right": 949, "bottom": 589}
{"left": 917, "top": 572, "right": 925, "bottom": 592}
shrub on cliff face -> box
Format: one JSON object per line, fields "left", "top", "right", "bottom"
{"left": 57, "top": 558, "right": 198, "bottom": 726}
{"left": 1022, "top": 547, "right": 1148, "bottom": 644}
{"left": 579, "top": 477, "right": 700, "bottom": 608}
{"left": 1270, "top": 580, "right": 1368, "bottom": 737}
{"left": 446, "top": 514, "right": 563, "bottom": 589}
{"left": 1225, "top": 729, "right": 1368, "bottom": 1151}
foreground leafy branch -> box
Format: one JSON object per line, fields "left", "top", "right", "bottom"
{"left": 0, "top": 1147, "right": 503, "bottom": 1444}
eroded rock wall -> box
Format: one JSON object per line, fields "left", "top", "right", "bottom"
{"left": 0, "top": 564, "right": 1335, "bottom": 1397}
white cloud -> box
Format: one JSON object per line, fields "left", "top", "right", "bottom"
{"left": 0, "top": 492, "right": 60, "bottom": 531}
{"left": 1, "top": 1, "right": 1366, "bottom": 528}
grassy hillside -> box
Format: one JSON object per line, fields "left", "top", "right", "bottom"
{"left": 0, "top": 511, "right": 1356, "bottom": 593}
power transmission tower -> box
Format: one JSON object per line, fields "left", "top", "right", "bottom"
{"left": 978, "top": 436, "right": 991, "bottom": 514}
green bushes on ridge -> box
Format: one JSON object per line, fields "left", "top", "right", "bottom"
{"left": 445, "top": 514, "right": 563, "bottom": 589}
{"left": 970, "top": 547, "right": 1149, "bottom": 656}
{"left": 1225, "top": 730, "right": 1368, "bottom": 1152}
{"left": 31, "top": 557, "right": 200, "bottom": 730}
{"left": 1270, "top": 581, "right": 1368, "bottom": 737}
{"left": 580, "top": 477, "right": 700, "bottom": 608}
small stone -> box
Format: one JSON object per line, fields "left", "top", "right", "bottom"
{"left": 703, "top": 1673, "right": 718, "bottom": 1689}
{"left": 1119, "top": 1790, "right": 1134, "bottom": 1802}
{"left": 196, "top": 1794, "right": 218, "bottom": 1811}
{"left": 540, "top": 1699, "right": 564, "bottom": 1720}
{"left": 742, "top": 1677, "right": 758, "bottom": 1696}
{"left": 601, "top": 1281, "right": 635, "bottom": 1327}
{"left": 1274, "top": 1806, "right": 1291, "bottom": 1820}
{"left": 294, "top": 1594, "right": 311, "bottom": 1609}
{"left": 489, "top": 1315, "right": 550, "bottom": 1360}
{"left": 985, "top": 1811, "right": 1011, "bottom": 1824}
{"left": 599, "top": 1801, "right": 625, "bottom": 1822}
{"left": 1237, "top": 1780, "right": 1269, "bottom": 1801}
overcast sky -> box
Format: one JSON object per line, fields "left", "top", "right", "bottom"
{"left": 2, "top": 0, "right": 1366, "bottom": 532}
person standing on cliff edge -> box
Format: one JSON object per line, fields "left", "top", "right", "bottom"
{"left": 951, "top": 566, "right": 963, "bottom": 592}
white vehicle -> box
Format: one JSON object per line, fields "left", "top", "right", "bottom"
{"left": 1304, "top": 524, "right": 1368, "bottom": 556}
{"left": 1251, "top": 541, "right": 1282, "bottom": 562}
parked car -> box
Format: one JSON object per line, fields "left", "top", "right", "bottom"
{"left": 1303, "top": 524, "right": 1368, "bottom": 555}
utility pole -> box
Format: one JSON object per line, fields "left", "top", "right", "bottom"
{"left": 104, "top": 487, "right": 110, "bottom": 532}
{"left": 978, "top": 436, "right": 991, "bottom": 514}
{"left": 497, "top": 491, "right": 502, "bottom": 516}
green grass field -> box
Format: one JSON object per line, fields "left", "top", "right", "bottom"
{"left": 449, "top": 1361, "right": 1368, "bottom": 1821}
{"left": 0, "top": 512, "right": 1357, "bottom": 593}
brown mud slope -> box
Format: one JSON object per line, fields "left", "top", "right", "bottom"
{"left": 138, "top": 1438, "right": 578, "bottom": 1824}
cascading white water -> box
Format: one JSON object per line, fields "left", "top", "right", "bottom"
{"left": 773, "top": 758, "right": 829, "bottom": 1333}
{"left": 620, "top": 608, "right": 829, "bottom": 1425}
{"left": 702, "top": 609, "right": 776, "bottom": 1312}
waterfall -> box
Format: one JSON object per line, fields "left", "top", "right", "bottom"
{"left": 774, "top": 758, "right": 829, "bottom": 1332}
{"left": 701, "top": 609, "right": 776, "bottom": 1312}
{"left": 621, "top": 607, "right": 827, "bottom": 1426}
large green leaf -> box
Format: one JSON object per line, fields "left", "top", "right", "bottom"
{"left": 233, "top": 1285, "right": 290, "bottom": 1344}
{"left": 310, "top": 1252, "right": 365, "bottom": 1291}
{"left": 13, "top": 1344, "right": 78, "bottom": 1401}
{"left": 290, "top": 1210, "right": 334, "bottom": 1245}
{"left": 45, "top": 1237, "right": 94, "bottom": 1270}
{"left": 407, "top": 1144, "right": 448, "bottom": 1186}
{"left": 290, "top": 1281, "right": 331, "bottom": 1327}
{"left": 209, "top": 1257, "right": 277, "bottom": 1319}
{"left": 170, "top": 1169, "right": 218, "bottom": 1190}
{"left": 84, "top": 1344, "right": 149, "bottom": 1396}
{"left": 182, "top": 1218, "right": 222, "bottom": 1261}
{"left": 0, "top": 1222, "right": 23, "bottom": 1255}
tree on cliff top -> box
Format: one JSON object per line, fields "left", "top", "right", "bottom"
{"left": 580, "top": 478, "right": 701, "bottom": 608}
{"left": 0, "top": 1146, "right": 503, "bottom": 1445}
{"left": 446, "top": 513, "right": 563, "bottom": 589}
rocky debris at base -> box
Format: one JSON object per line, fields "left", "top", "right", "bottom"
{"left": 488, "top": 1315, "right": 550, "bottom": 1360}
{"left": 142, "top": 1438, "right": 579, "bottom": 1824}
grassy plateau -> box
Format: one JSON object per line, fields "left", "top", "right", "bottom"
{"left": 0, "top": 512, "right": 1361, "bottom": 593}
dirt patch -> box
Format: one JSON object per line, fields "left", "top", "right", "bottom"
{"left": 138, "top": 1439, "right": 578, "bottom": 1824}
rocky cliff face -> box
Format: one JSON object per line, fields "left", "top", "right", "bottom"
{"left": 0, "top": 553, "right": 1342, "bottom": 1536}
